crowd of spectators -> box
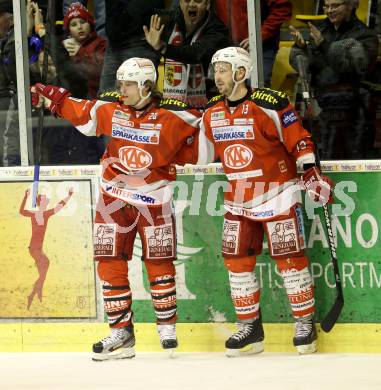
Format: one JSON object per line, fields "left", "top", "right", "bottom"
{"left": 289, "top": 0, "right": 378, "bottom": 160}
{"left": 144, "top": 0, "right": 229, "bottom": 108}
{"left": 214, "top": 0, "right": 292, "bottom": 87}
{"left": 1, "top": 0, "right": 381, "bottom": 166}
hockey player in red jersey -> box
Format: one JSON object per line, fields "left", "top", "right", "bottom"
{"left": 198, "top": 47, "right": 334, "bottom": 356}
{"left": 31, "top": 57, "right": 201, "bottom": 360}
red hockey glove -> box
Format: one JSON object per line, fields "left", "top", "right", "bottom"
{"left": 30, "top": 83, "right": 71, "bottom": 114}
{"left": 31, "top": 89, "right": 40, "bottom": 107}
{"left": 301, "top": 166, "right": 334, "bottom": 205}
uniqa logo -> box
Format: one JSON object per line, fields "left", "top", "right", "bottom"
{"left": 119, "top": 146, "right": 152, "bottom": 171}
{"left": 223, "top": 144, "right": 253, "bottom": 169}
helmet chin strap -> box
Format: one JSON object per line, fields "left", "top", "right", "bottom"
{"left": 131, "top": 87, "right": 152, "bottom": 108}
{"left": 227, "top": 82, "right": 239, "bottom": 100}
{"left": 227, "top": 69, "right": 245, "bottom": 100}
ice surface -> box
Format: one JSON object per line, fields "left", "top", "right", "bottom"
{"left": 0, "top": 352, "right": 380, "bottom": 390}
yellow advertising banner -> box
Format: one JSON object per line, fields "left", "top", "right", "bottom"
{"left": 0, "top": 180, "right": 97, "bottom": 319}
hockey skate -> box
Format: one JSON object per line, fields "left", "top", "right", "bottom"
{"left": 157, "top": 324, "right": 178, "bottom": 357}
{"left": 92, "top": 325, "right": 135, "bottom": 361}
{"left": 225, "top": 316, "right": 264, "bottom": 357}
{"left": 293, "top": 315, "right": 317, "bottom": 354}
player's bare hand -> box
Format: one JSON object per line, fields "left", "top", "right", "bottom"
{"left": 68, "top": 188, "right": 74, "bottom": 196}
{"left": 143, "top": 14, "right": 165, "bottom": 51}
{"left": 289, "top": 25, "right": 306, "bottom": 48}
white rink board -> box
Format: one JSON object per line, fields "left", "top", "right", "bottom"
{"left": 2, "top": 160, "right": 381, "bottom": 181}
{"left": 1, "top": 352, "right": 380, "bottom": 390}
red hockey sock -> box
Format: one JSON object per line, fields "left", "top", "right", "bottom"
{"left": 145, "top": 259, "right": 177, "bottom": 324}
{"left": 97, "top": 259, "right": 132, "bottom": 328}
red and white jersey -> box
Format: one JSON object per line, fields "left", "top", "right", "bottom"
{"left": 198, "top": 88, "right": 315, "bottom": 219}
{"left": 57, "top": 97, "right": 201, "bottom": 206}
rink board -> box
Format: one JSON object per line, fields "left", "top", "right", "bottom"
{"left": 0, "top": 162, "right": 381, "bottom": 352}
{"left": 1, "top": 323, "right": 381, "bottom": 352}
{"left": 0, "top": 178, "right": 97, "bottom": 319}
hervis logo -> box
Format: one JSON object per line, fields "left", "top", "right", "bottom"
{"left": 119, "top": 146, "right": 152, "bottom": 171}
{"left": 223, "top": 144, "right": 253, "bottom": 169}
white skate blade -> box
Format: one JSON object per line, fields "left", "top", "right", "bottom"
{"left": 92, "top": 347, "right": 136, "bottom": 361}
{"left": 226, "top": 341, "right": 264, "bottom": 358}
{"left": 296, "top": 340, "right": 317, "bottom": 355}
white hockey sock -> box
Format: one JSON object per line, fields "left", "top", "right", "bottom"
{"left": 280, "top": 266, "right": 315, "bottom": 318}
{"left": 228, "top": 270, "right": 260, "bottom": 321}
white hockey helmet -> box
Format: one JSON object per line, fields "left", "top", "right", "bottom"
{"left": 116, "top": 57, "right": 157, "bottom": 105}
{"left": 116, "top": 57, "right": 157, "bottom": 86}
{"left": 211, "top": 46, "right": 252, "bottom": 81}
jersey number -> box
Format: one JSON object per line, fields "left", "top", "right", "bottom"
{"left": 242, "top": 104, "right": 249, "bottom": 115}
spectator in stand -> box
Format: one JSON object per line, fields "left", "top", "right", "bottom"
{"left": 143, "top": 0, "right": 229, "bottom": 108}
{"left": 99, "top": 1, "right": 164, "bottom": 93}
{"left": 23, "top": 0, "right": 102, "bottom": 165}
{"left": 35, "top": 50, "right": 56, "bottom": 84}
{"left": 0, "top": 0, "right": 101, "bottom": 166}
{"left": 33, "top": 49, "right": 101, "bottom": 165}
{"left": 0, "top": 0, "right": 15, "bottom": 166}
{"left": 289, "top": 0, "right": 378, "bottom": 159}
{"left": 62, "top": 2, "right": 106, "bottom": 99}
{"left": 214, "top": 0, "right": 292, "bottom": 87}
{"left": 0, "top": 0, "right": 44, "bottom": 166}
{"left": 63, "top": 0, "right": 106, "bottom": 39}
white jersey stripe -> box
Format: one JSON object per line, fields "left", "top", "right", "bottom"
{"left": 257, "top": 105, "right": 284, "bottom": 143}
{"left": 197, "top": 119, "right": 215, "bottom": 164}
{"left": 224, "top": 182, "right": 303, "bottom": 220}
{"left": 225, "top": 180, "right": 298, "bottom": 209}
{"left": 76, "top": 100, "right": 109, "bottom": 136}
{"left": 168, "top": 109, "right": 201, "bottom": 128}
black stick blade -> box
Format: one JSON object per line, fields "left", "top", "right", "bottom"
{"left": 320, "top": 295, "right": 344, "bottom": 333}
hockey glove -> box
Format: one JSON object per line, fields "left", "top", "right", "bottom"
{"left": 301, "top": 166, "right": 334, "bottom": 205}
{"left": 31, "top": 83, "right": 71, "bottom": 114}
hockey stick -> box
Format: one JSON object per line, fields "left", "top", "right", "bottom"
{"left": 31, "top": 0, "right": 55, "bottom": 207}
{"left": 296, "top": 55, "right": 344, "bottom": 332}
